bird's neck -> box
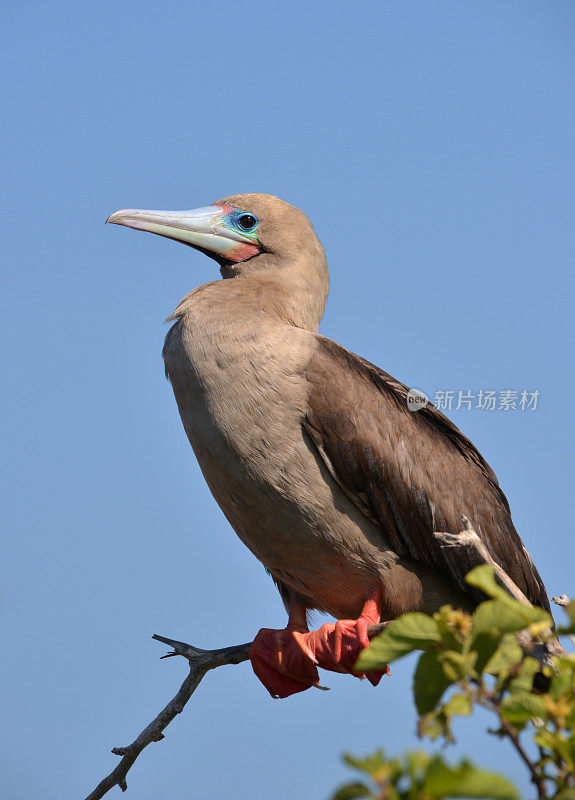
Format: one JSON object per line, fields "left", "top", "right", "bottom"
{"left": 242, "top": 268, "right": 328, "bottom": 332}
{"left": 178, "top": 257, "right": 329, "bottom": 333}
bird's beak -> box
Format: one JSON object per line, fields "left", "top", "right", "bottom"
{"left": 106, "top": 203, "right": 260, "bottom": 262}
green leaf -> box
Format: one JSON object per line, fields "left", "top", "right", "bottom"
{"left": 440, "top": 650, "right": 477, "bottom": 682}
{"left": 483, "top": 634, "right": 523, "bottom": 677}
{"left": 357, "top": 613, "right": 441, "bottom": 670}
{"left": 424, "top": 757, "right": 519, "bottom": 799}
{"left": 330, "top": 782, "right": 372, "bottom": 800}
{"left": 418, "top": 709, "right": 454, "bottom": 743}
{"left": 465, "top": 565, "right": 511, "bottom": 601}
{"left": 555, "top": 731, "right": 575, "bottom": 768}
{"left": 535, "top": 728, "right": 575, "bottom": 768}
{"left": 550, "top": 667, "right": 575, "bottom": 700}
{"left": 343, "top": 750, "right": 386, "bottom": 777}
{"left": 342, "top": 750, "right": 401, "bottom": 784}
{"left": 553, "top": 654, "right": 575, "bottom": 672}
{"left": 433, "top": 606, "right": 472, "bottom": 650}
{"left": 413, "top": 651, "right": 452, "bottom": 714}
{"left": 534, "top": 727, "right": 558, "bottom": 751}
{"left": 467, "top": 566, "right": 552, "bottom": 639}
{"left": 405, "top": 749, "right": 432, "bottom": 775}
{"left": 507, "top": 658, "right": 539, "bottom": 694}
{"left": 500, "top": 692, "right": 547, "bottom": 727}
{"left": 471, "top": 598, "right": 550, "bottom": 638}
{"left": 444, "top": 693, "right": 472, "bottom": 717}
{"left": 471, "top": 600, "right": 523, "bottom": 637}
{"left": 471, "top": 631, "right": 501, "bottom": 674}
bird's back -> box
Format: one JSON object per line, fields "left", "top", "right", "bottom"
{"left": 303, "top": 336, "right": 551, "bottom": 612}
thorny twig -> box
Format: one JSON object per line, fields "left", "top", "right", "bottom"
{"left": 84, "top": 623, "right": 392, "bottom": 799}
{"left": 84, "top": 638, "right": 251, "bottom": 800}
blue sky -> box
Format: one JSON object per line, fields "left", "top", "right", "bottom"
{"left": 2, "top": 2, "right": 574, "bottom": 798}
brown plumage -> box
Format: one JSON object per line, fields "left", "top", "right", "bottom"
{"left": 304, "top": 338, "right": 550, "bottom": 612}
{"left": 108, "top": 192, "right": 550, "bottom": 695}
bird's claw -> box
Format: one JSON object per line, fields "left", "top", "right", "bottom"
{"left": 249, "top": 615, "right": 388, "bottom": 698}
{"left": 249, "top": 625, "right": 321, "bottom": 699}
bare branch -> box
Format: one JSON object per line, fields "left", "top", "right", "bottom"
{"left": 434, "top": 516, "right": 530, "bottom": 605}
{"left": 367, "top": 621, "right": 393, "bottom": 638}
{"left": 84, "top": 638, "right": 250, "bottom": 800}
{"left": 84, "top": 622, "right": 392, "bottom": 799}
{"left": 551, "top": 594, "right": 570, "bottom": 608}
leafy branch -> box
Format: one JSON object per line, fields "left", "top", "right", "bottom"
{"left": 330, "top": 566, "right": 575, "bottom": 800}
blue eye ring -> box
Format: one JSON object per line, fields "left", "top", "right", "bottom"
{"left": 235, "top": 212, "right": 258, "bottom": 232}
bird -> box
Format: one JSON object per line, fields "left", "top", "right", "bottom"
{"left": 106, "top": 193, "right": 551, "bottom": 699}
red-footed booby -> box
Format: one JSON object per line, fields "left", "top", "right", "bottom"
{"left": 107, "top": 194, "right": 551, "bottom": 699}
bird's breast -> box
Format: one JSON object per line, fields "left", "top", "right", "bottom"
{"left": 164, "top": 313, "right": 310, "bottom": 474}
{"left": 162, "top": 310, "right": 403, "bottom": 618}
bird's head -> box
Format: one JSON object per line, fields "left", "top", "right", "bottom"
{"left": 107, "top": 192, "right": 329, "bottom": 329}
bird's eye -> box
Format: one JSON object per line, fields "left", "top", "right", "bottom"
{"left": 237, "top": 213, "right": 258, "bottom": 231}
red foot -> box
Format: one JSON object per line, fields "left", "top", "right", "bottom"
{"left": 249, "top": 592, "right": 390, "bottom": 699}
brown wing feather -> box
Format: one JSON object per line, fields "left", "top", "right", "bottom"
{"left": 304, "top": 337, "right": 550, "bottom": 611}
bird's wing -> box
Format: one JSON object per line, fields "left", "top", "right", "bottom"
{"left": 303, "top": 336, "right": 550, "bottom": 611}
